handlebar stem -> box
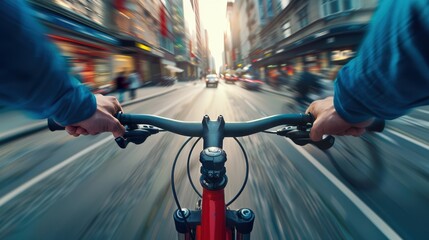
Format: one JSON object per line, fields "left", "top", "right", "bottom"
{"left": 202, "top": 115, "right": 225, "bottom": 149}
{"left": 199, "top": 147, "right": 228, "bottom": 190}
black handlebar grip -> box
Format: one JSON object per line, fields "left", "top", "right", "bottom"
{"left": 366, "top": 119, "right": 385, "bottom": 132}
{"left": 312, "top": 135, "right": 335, "bottom": 150}
{"left": 47, "top": 119, "right": 65, "bottom": 131}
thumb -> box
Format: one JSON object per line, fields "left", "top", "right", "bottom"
{"left": 108, "top": 119, "right": 125, "bottom": 138}
{"left": 309, "top": 120, "right": 324, "bottom": 142}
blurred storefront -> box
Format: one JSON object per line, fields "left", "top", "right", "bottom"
{"left": 113, "top": 54, "right": 134, "bottom": 75}
{"left": 118, "top": 39, "right": 163, "bottom": 84}
{"left": 31, "top": 4, "right": 119, "bottom": 88}
{"left": 254, "top": 24, "right": 367, "bottom": 81}
{"left": 50, "top": 35, "right": 112, "bottom": 85}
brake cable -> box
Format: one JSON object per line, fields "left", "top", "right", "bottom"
{"left": 171, "top": 137, "right": 195, "bottom": 239}
{"left": 185, "top": 137, "right": 250, "bottom": 207}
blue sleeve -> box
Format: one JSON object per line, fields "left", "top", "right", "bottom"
{"left": 0, "top": 0, "right": 96, "bottom": 126}
{"left": 333, "top": 0, "right": 429, "bottom": 123}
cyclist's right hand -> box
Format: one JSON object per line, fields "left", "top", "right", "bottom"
{"left": 306, "top": 96, "right": 373, "bottom": 141}
{"left": 65, "top": 94, "right": 125, "bottom": 138}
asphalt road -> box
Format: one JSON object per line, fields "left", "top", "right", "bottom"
{"left": 0, "top": 81, "right": 428, "bottom": 239}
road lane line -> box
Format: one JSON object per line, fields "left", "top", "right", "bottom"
{"left": 0, "top": 88, "right": 202, "bottom": 208}
{"left": 377, "top": 132, "right": 399, "bottom": 145}
{"left": 386, "top": 128, "right": 429, "bottom": 151}
{"left": 395, "top": 115, "right": 429, "bottom": 128}
{"left": 244, "top": 99, "right": 259, "bottom": 113}
{"left": 288, "top": 143, "right": 402, "bottom": 239}
{"left": 416, "top": 109, "right": 429, "bottom": 115}
{"left": 0, "top": 137, "right": 111, "bottom": 207}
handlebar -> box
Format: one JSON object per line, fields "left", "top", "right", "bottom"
{"left": 47, "top": 113, "right": 385, "bottom": 150}
{"left": 116, "top": 112, "right": 314, "bottom": 137}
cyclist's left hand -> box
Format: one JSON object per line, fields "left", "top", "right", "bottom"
{"left": 65, "top": 94, "right": 125, "bottom": 138}
{"left": 306, "top": 96, "right": 372, "bottom": 141}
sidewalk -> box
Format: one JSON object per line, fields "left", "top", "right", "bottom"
{"left": 0, "top": 82, "right": 190, "bottom": 144}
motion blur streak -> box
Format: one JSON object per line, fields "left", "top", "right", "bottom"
{"left": 289, "top": 141, "right": 401, "bottom": 239}
{"left": 0, "top": 138, "right": 111, "bottom": 208}
{"left": 0, "top": 82, "right": 428, "bottom": 239}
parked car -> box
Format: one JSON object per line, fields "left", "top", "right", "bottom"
{"left": 205, "top": 74, "right": 219, "bottom": 88}
{"left": 238, "top": 74, "right": 263, "bottom": 90}
{"left": 224, "top": 73, "right": 235, "bottom": 84}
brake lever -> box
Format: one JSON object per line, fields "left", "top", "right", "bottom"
{"left": 115, "top": 125, "right": 162, "bottom": 148}
{"left": 276, "top": 126, "right": 335, "bottom": 150}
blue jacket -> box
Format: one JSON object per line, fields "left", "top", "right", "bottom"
{"left": 334, "top": 0, "right": 429, "bottom": 123}
{"left": 0, "top": 1, "right": 96, "bottom": 126}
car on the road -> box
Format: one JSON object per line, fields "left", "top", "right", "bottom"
{"left": 224, "top": 73, "right": 238, "bottom": 84}
{"left": 238, "top": 74, "right": 263, "bottom": 90}
{"left": 205, "top": 74, "right": 219, "bottom": 88}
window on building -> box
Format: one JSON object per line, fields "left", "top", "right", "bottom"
{"left": 282, "top": 21, "right": 291, "bottom": 38}
{"left": 321, "top": 0, "right": 356, "bottom": 17}
{"left": 297, "top": 6, "right": 308, "bottom": 28}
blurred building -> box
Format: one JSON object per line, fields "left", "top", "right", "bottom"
{"left": 253, "top": 0, "right": 378, "bottom": 80}
{"left": 226, "top": 0, "right": 378, "bottom": 82}
{"left": 202, "top": 29, "right": 211, "bottom": 74}
{"left": 28, "top": 0, "right": 119, "bottom": 87}
{"left": 226, "top": 0, "right": 284, "bottom": 69}
{"left": 28, "top": 0, "right": 196, "bottom": 88}
{"left": 190, "top": 0, "right": 204, "bottom": 79}
{"left": 172, "top": 0, "right": 207, "bottom": 80}
{"left": 223, "top": 2, "right": 234, "bottom": 71}
{"left": 112, "top": 0, "right": 167, "bottom": 84}
{"left": 172, "top": 0, "right": 190, "bottom": 80}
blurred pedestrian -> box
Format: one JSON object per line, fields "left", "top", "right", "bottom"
{"left": 127, "top": 70, "right": 141, "bottom": 100}
{"left": 294, "top": 65, "right": 322, "bottom": 106}
{"left": 0, "top": 1, "right": 124, "bottom": 138}
{"left": 115, "top": 71, "right": 128, "bottom": 103}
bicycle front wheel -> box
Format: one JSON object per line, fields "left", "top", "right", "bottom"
{"left": 325, "top": 133, "right": 383, "bottom": 189}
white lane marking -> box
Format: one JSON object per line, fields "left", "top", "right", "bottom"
{"left": 288, "top": 143, "right": 402, "bottom": 239}
{"left": 244, "top": 99, "right": 258, "bottom": 113}
{"left": 239, "top": 93, "right": 267, "bottom": 116}
{"left": 377, "top": 132, "right": 398, "bottom": 145}
{"left": 0, "top": 88, "right": 201, "bottom": 208}
{"left": 0, "top": 138, "right": 110, "bottom": 207}
{"left": 416, "top": 109, "right": 429, "bottom": 115}
{"left": 395, "top": 115, "right": 429, "bottom": 128}
{"left": 385, "top": 128, "right": 429, "bottom": 151}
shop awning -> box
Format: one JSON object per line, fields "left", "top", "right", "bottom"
{"left": 165, "top": 65, "right": 184, "bottom": 73}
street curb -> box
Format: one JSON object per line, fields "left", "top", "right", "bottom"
{"left": 0, "top": 122, "right": 47, "bottom": 145}
{"left": 0, "top": 86, "right": 181, "bottom": 145}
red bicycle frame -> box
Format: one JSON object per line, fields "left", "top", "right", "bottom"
{"left": 49, "top": 112, "right": 380, "bottom": 239}
{"left": 200, "top": 189, "right": 227, "bottom": 239}
{"left": 173, "top": 116, "right": 255, "bottom": 239}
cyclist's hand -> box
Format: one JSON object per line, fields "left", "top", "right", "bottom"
{"left": 306, "top": 96, "right": 372, "bottom": 141}
{"left": 65, "top": 94, "right": 125, "bottom": 138}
